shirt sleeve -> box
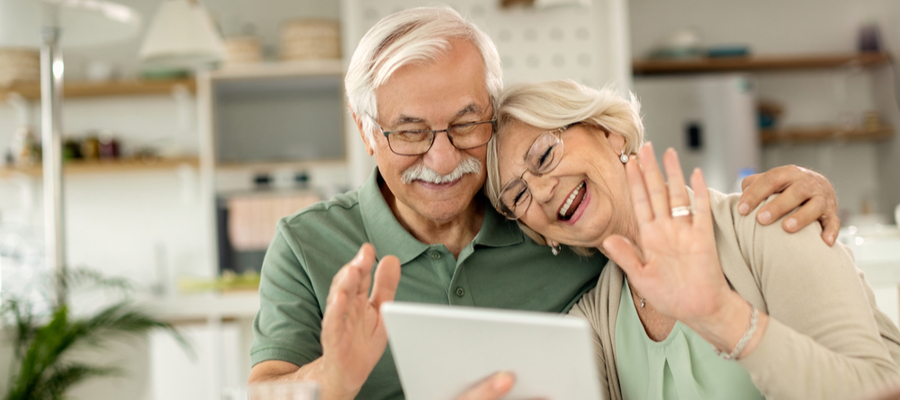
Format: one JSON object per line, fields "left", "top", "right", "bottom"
{"left": 569, "top": 301, "right": 614, "bottom": 400}
{"left": 734, "top": 204, "right": 900, "bottom": 399}
{"left": 568, "top": 264, "right": 622, "bottom": 400}
{"left": 250, "top": 219, "right": 324, "bottom": 367}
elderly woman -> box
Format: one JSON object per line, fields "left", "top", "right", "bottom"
{"left": 484, "top": 80, "right": 900, "bottom": 400}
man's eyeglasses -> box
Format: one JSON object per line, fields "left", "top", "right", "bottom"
{"left": 498, "top": 123, "right": 579, "bottom": 220}
{"left": 370, "top": 115, "right": 496, "bottom": 156}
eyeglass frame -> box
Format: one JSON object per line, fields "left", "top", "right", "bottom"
{"left": 367, "top": 114, "right": 497, "bottom": 156}
{"left": 498, "top": 122, "right": 583, "bottom": 220}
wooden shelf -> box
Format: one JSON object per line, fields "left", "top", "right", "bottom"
{"left": 0, "top": 78, "right": 196, "bottom": 102}
{"left": 760, "top": 125, "right": 893, "bottom": 145}
{"left": 633, "top": 53, "right": 891, "bottom": 75}
{"left": 209, "top": 59, "right": 343, "bottom": 80}
{"left": 0, "top": 156, "right": 199, "bottom": 178}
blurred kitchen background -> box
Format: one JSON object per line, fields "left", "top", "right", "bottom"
{"left": 0, "top": 0, "right": 898, "bottom": 399}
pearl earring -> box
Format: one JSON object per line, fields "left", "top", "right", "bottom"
{"left": 548, "top": 240, "right": 561, "bottom": 256}
{"left": 620, "top": 150, "right": 629, "bottom": 164}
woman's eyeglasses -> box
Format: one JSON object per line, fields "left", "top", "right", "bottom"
{"left": 499, "top": 123, "right": 579, "bottom": 220}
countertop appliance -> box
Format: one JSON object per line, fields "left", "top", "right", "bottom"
{"left": 634, "top": 74, "right": 760, "bottom": 193}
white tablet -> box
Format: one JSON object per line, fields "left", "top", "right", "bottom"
{"left": 381, "top": 302, "right": 604, "bottom": 400}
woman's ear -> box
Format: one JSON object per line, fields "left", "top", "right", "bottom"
{"left": 607, "top": 131, "right": 627, "bottom": 154}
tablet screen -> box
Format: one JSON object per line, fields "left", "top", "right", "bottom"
{"left": 382, "top": 302, "right": 603, "bottom": 400}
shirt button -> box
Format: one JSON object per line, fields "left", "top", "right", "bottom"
{"left": 431, "top": 252, "right": 441, "bottom": 259}
{"left": 455, "top": 287, "right": 465, "bottom": 297}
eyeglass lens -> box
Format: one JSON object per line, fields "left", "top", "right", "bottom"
{"left": 499, "top": 130, "right": 565, "bottom": 219}
{"left": 388, "top": 121, "right": 494, "bottom": 155}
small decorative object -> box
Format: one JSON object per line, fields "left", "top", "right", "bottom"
{"left": 98, "top": 135, "right": 120, "bottom": 159}
{"left": 10, "top": 126, "right": 38, "bottom": 167}
{"left": 80, "top": 135, "right": 100, "bottom": 160}
{"left": 0, "top": 48, "right": 39, "bottom": 87}
{"left": 224, "top": 35, "right": 263, "bottom": 65}
{"left": 757, "top": 100, "right": 784, "bottom": 130}
{"left": 706, "top": 45, "right": 750, "bottom": 58}
{"left": 280, "top": 19, "right": 340, "bottom": 61}
{"left": 62, "top": 138, "right": 82, "bottom": 160}
{"left": 858, "top": 21, "right": 883, "bottom": 53}
{"left": 862, "top": 111, "right": 881, "bottom": 132}
{"left": 649, "top": 28, "right": 704, "bottom": 59}
{"left": 85, "top": 61, "right": 117, "bottom": 82}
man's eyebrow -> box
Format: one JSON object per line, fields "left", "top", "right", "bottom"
{"left": 390, "top": 103, "right": 483, "bottom": 126}
{"left": 393, "top": 115, "right": 425, "bottom": 125}
{"left": 456, "top": 104, "right": 480, "bottom": 117}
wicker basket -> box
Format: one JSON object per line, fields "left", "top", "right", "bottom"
{"left": 280, "top": 19, "right": 341, "bottom": 61}
{"left": 224, "top": 36, "right": 263, "bottom": 65}
{"left": 0, "top": 48, "right": 39, "bottom": 87}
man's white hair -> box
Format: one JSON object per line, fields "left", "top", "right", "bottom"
{"left": 345, "top": 6, "right": 503, "bottom": 147}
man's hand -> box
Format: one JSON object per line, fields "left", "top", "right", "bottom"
{"left": 320, "top": 243, "right": 401, "bottom": 399}
{"left": 247, "top": 244, "right": 401, "bottom": 400}
{"left": 739, "top": 165, "right": 840, "bottom": 246}
{"left": 454, "top": 372, "right": 516, "bottom": 400}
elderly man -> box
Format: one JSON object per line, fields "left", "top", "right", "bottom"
{"left": 248, "top": 7, "right": 840, "bottom": 400}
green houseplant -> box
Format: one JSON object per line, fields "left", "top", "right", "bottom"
{"left": 1, "top": 269, "right": 189, "bottom": 400}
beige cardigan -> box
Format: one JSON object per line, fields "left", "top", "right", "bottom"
{"left": 570, "top": 190, "right": 900, "bottom": 400}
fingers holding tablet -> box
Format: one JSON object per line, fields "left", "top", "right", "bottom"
{"left": 455, "top": 372, "right": 516, "bottom": 400}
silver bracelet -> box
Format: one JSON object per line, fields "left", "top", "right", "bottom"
{"left": 715, "top": 304, "right": 759, "bottom": 361}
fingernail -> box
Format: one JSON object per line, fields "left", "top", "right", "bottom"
{"left": 828, "top": 234, "right": 836, "bottom": 245}
{"left": 738, "top": 202, "right": 749, "bottom": 215}
{"left": 353, "top": 246, "right": 366, "bottom": 263}
{"left": 785, "top": 218, "right": 797, "bottom": 231}
{"left": 493, "top": 372, "right": 513, "bottom": 391}
{"left": 758, "top": 211, "right": 771, "bottom": 224}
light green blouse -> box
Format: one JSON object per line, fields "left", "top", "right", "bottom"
{"left": 616, "top": 281, "right": 764, "bottom": 400}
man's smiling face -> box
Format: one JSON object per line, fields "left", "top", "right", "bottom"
{"left": 363, "top": 38, "right": 492, "bottom": 224}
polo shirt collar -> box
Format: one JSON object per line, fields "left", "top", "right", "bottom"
{"left": 360, "top": 168, "right": 430, "bottom": 264}
{"left": 473, "top": 197, "right": 523, "bottom": 248}
{"left": 359, "top": 167, "right": 524, "bottom": 264}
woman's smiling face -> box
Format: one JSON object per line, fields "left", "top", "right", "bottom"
{"left": 497, "top": 121, "right": 634, "bottom": 249}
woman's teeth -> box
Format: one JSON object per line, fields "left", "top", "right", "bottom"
{"left": 559, "top": 181, "right": 585, "bottom": 218}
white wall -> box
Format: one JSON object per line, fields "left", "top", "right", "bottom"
{"left": 629, "top": 0, "right": 900, "bottom": 220}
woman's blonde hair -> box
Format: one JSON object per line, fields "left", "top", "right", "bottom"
{"left": 485, "top": 80, "right": 644, "bottom": 256}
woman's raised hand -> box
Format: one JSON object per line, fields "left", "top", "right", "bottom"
{"left": 602, "top": 143, "right": 735, "bottom": 326}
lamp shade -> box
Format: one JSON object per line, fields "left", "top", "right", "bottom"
{"left": 0, "top": 0, "right": 140, "bottom": 48}
{"left": 139, "top": 0, "right": 225, "bottom": 68}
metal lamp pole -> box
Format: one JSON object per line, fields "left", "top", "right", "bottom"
{"left": 39, "top": 5, "right": 66, "bottom": 307}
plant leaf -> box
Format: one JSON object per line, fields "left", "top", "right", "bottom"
{"left": 42, "top": 362, "right": 121, "bottom": 400}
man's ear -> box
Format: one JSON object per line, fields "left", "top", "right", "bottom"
{"left": 351, "top": 108, "right": 375, "bottom": 156}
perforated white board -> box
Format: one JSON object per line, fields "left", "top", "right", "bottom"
{"left": 341, "top": 0, "right": 630, "bottom": 89}
{"left": 339, "top": 0, "right": 632, "bottom": 185}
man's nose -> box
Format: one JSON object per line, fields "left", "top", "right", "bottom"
{"left": 423, "top": 130, "right": 463, "bottom": 176}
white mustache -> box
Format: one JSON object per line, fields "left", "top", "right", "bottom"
{"left": 401, "top": 157, "right": 482, "bottom": 184}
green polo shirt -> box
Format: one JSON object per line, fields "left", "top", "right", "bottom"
{"left": 251, "top": 168, "right": 606, "bottom": 400}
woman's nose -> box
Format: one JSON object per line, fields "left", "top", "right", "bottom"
{"left": 526, "top": 173, "right": 557, "bottom": 205}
